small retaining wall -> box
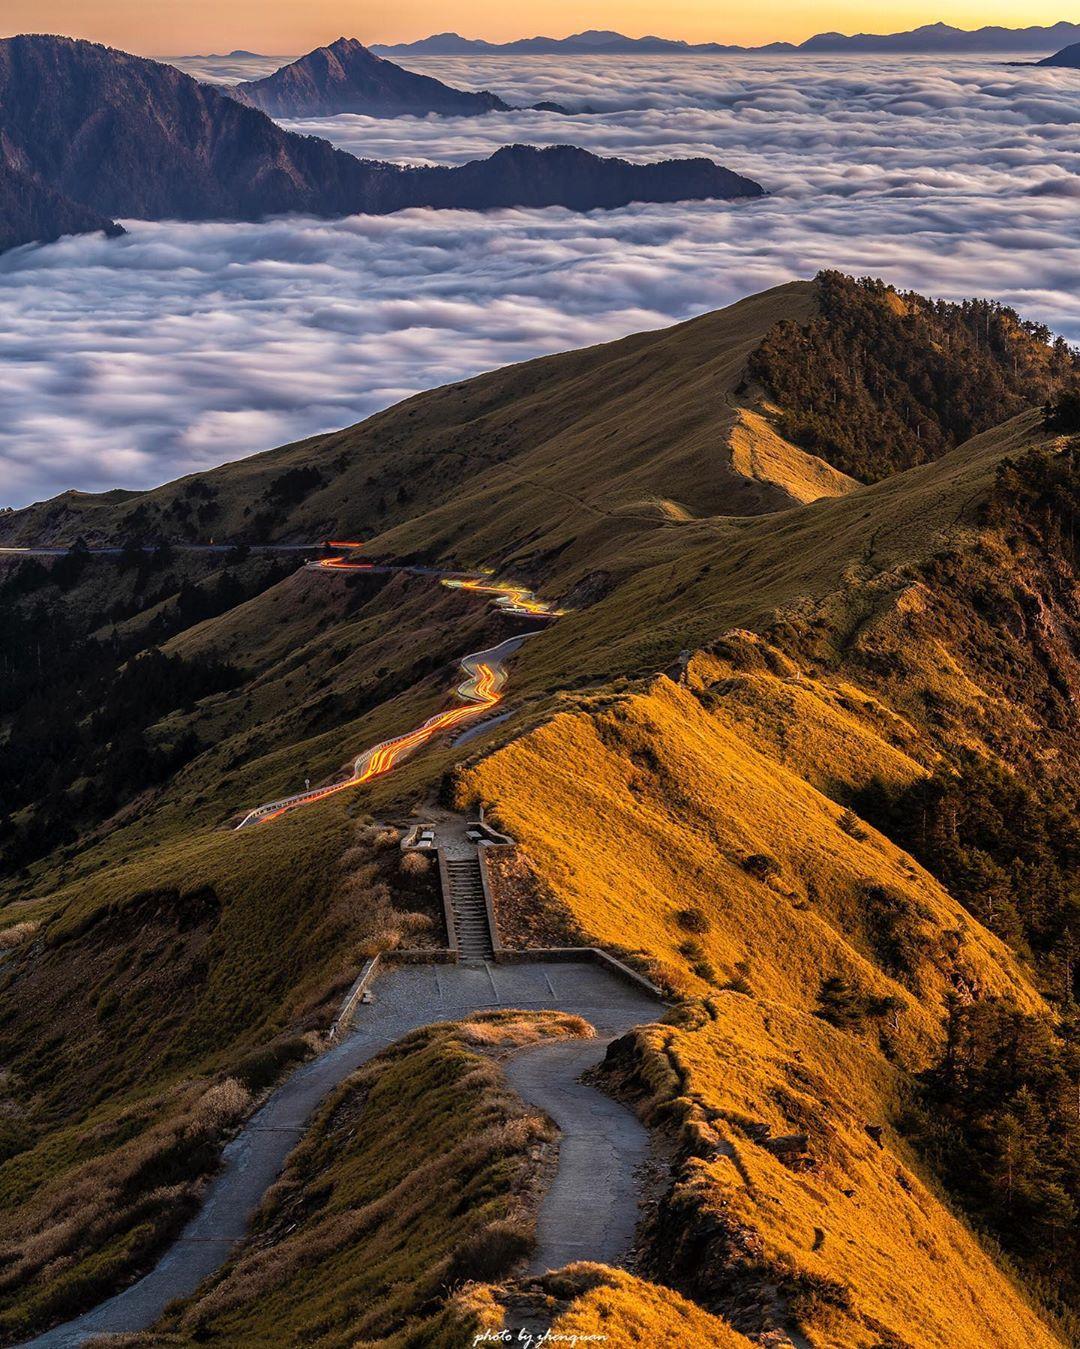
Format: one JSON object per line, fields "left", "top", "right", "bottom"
{"left": 435, "top": 848, "right": 461, "bottom": 960}
{"left": 493, "top": 945, "right": 667, "bottom": 1001}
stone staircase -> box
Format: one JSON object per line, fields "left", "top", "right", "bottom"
{"left": 444, "top": 855, "right": 495, "bottom": 960}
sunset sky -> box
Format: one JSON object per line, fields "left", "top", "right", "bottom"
{"left": 3, "top": 0, "right": 1074, "bottom": 53}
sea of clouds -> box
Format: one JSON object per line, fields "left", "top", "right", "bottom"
{"left": 2, "top": 53, "right": 1079, "bottom": 507}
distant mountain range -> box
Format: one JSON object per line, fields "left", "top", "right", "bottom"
{"left": 227, "top": 36, "right": 513, "bottom": 117}
{"left": 183, "top": 48, "right": 269, "bottom": 60}
{"left": 374, "top": 20, "right": 1080, "bottom": 56}
{"left": 1040, "top": 41, "right": 1080, "bottom": 66}
{"left": 0, "top": 35, "right": 763, "bottom": 253}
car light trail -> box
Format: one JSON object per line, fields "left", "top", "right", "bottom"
{"left": 234, "top": 551, "right": 562, "bottom": 829}
{"left": 317, "top": 555, "right": 373, "bottom": 571}
{"left": 235, "top": 644, "right": 517, "bottom": 828}
{"left": 439, "top": 577, "right": 565, "bottom": 618}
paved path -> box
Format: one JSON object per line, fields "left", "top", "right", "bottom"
{"left": 504, "top": 1038, "right": 649, "bottom": 1272}
{"left": 24, "top": 961, "right": 662, "bottom": 1348}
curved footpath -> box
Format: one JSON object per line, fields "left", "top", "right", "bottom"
{"left": 504, "top": 1038, "right": 650, "bottom": 1272}
{"left": 25, "top": 961, "right": 662, "bottom": 1348}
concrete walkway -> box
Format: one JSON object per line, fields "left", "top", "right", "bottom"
{"left": 24, "top": 961, "right": 662, "bottom": 1348}
{"left": 504, "top": 1037, "right": 649, "bottom": 1273}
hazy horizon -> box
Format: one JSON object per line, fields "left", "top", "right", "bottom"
{"left": 2, "top": 3, "right": 1077, "bottom": 59}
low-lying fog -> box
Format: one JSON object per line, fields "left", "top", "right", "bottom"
{"left": 3, "top": 54, "right": 1078, "bottom": 505}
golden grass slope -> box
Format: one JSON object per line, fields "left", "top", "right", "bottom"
{"left": 543, "top": 1264, "right": 756, "bottom": 1348}
{"left": 730, "top": 406, "right": 858, "bottom": 505}
{"left": 460, "top": 668, "right": 1038, "bottom": 1032}
{"left": 616, "top": 996, "right": 1063, "bottom": 1349}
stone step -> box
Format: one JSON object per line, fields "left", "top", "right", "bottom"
{"left": 441, "top": 851, "right": 494, "bottom": 956}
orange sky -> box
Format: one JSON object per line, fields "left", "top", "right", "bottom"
{"left": 2, "top": 1, "right": 1073, "bottom": 54}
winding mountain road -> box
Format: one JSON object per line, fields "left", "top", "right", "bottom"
{"left": 15, "top": 546, "right": 661, "bottom": 1348}
{"left": 235, "top": 633, "right": 536, "bottom": 827}
{"left": 235, "top": 550, "right": 562, "bottom": 827}
{"left": 24, "top": 962, "right": 662, "bottom": 1348}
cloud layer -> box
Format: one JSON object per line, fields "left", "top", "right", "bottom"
{"left": 3, "top": 54, "right": 1080, "bottom": 507}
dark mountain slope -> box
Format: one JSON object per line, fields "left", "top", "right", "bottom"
{"left": 230, "top": 36, "right": 510, "bottom": 117}
{"left": 404, "top": 142, "right": 758, "bottom": 209}
{"left": 0, "top": 35, "right": 763, "bottom": 251}
{"left": 1040, "top": 42, "right": 1080, "bottom": 66}
{"left": 0, "top": 34, "right": 401, "bottom": 221}
{"left": 0, "top": 158, "right": 122, "bottom": 252}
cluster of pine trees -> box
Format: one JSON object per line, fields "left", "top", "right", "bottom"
{"left": 0, "top": 550, "right": 255, "bottom": 873}
{"left": 855, "top": 752, "right": 1078, "bottom": 1004}
{"left": 908, "top": 999, "right": 1080, "bottom": 1325}
{"left": 748, "top": 271, "right": 1079, "bottom": 481}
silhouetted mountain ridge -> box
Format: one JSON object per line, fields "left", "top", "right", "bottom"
{"left": 1039, "top": 41, "right": 1080, "bottom": 66}
{"left": 0, "top": 35, "right": 764, "bottom": 252}
{"left": 376, "top": 19, "right": 1080, "bottom": 55}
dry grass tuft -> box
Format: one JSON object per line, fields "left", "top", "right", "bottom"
{"left": 0, "top": 921, "right": 39, "bottom": 949}
{"left": 459, "top": 1010, "right": 594, "bottom": 1048}
{"left": 399, "top": 850, "right": 431, "bottom": 877}
{"left": 544, "top": 1263, "right": 755, "bottom": 1347}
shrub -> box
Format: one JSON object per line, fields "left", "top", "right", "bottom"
{"left": 742, "top": 853, "right": 781, "bottom": 882}
{"left": 839, "top": 808, "right": 869, "bottom": 841}
{"left": 400, "top": 851, "right": 431, "bottom": 877}
{"left": 860, "top": 883, "right": 930, "bottom": 984}
{"left": 675, "top": 906, "right": 711, "bottom": 934}
{"left": 0, "top": 921, "right": 38, "bottom": 948}
{"left": 726, "top": 959, "right": 754, "bottom": 996}
{"left": 1043, "top": 387, "right": 1080, "bottom": 433}
{"left": 815, "top": 975, "right": 868, "bottom": 1030}
{"left": 233, "top": 1039, "right": 309, "bottom": 1094}
{"left": 445, "top": 1217, "right": 533, "bottom": 1284}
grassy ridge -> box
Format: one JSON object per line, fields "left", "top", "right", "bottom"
{"left": 607, "top": 997, "right": 1063, "bottom": 1348}
{"left": 0, "top": 281, "right": 828, "bottom": 560}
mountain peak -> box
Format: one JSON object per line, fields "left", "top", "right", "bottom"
{"left": 231, "top": 33, "right": 512, "bottom": 118}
